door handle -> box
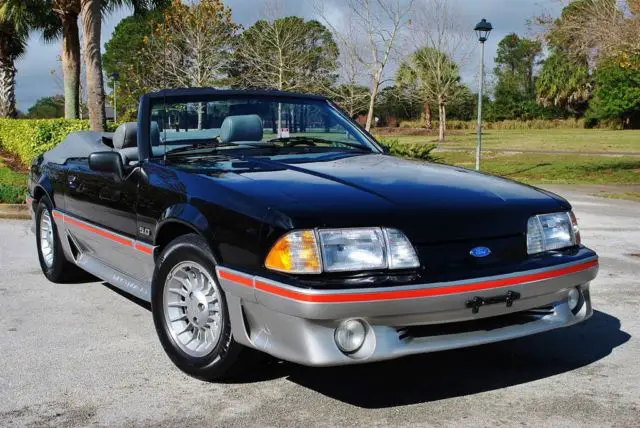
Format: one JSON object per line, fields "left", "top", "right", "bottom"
{"left": 67, "top": 175, "right": 78, "bottom": 189}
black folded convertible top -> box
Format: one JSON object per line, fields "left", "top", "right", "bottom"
{"left": 42, "top": 131, "right": 113, "bottom": 165}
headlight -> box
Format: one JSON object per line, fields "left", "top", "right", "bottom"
{"left": 527, "top": 211, "right": 580, "bottom": 255}
{"left": 319, "top": 228, "right": 387, "bottom": 272}
{"left": 265, "top": 227, "right": 420, "bottom": 274}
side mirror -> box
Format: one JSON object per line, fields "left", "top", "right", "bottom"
{"left": 89, "top": 151, "right": 124, "bottom": 182}
{"left": 378, "top": 143, "right": 391, "bottom": 154}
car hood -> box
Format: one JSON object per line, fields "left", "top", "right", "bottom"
{"left": 190, "top": 153, "right": 569, "bottom": 243}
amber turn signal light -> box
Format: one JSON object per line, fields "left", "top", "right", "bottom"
{"left": 265, "top": 230, "right": 322, "bottom": 274}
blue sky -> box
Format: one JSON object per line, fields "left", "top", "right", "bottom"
{"left": 15, "top": 0, "right": 562, "bottom": 111}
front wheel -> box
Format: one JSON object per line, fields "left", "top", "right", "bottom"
{"left": 151, "top": 234, "right": 250, "bottom": 381}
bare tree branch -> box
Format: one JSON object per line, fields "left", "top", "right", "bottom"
{"left": 315, "top": 0, "right": 414, "bottom": 131}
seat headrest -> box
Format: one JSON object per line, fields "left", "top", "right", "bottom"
{"left": 151, "top": 121, "right": 160, "bottom": 147}
{"left": 220, "top": 114, "right": 263, "bottom": 144}
{"left": 113, "top": 122, "right": 138, "bottom": 149}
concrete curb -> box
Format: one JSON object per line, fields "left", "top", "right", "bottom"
{"left": 0, "top": 204, "right": 30, "bottom": 220}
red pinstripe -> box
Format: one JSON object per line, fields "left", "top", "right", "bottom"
{"left": 54, "top": 210, "right": 153, "bottom": 255}
{"left": 218, "top": 269, "right": 254, "bottom": 287}
{"left": 134, "top": 242, "right": 154, "bottom": 254}
{"left": 221, "top": 259, "right": 598, "bottom": 303}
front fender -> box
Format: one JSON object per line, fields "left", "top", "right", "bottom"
{"left": 156, "top": 203, "right": 215, "bottom": 246}
{"left": 155, "top": 201, "right": 266, "bottom": 272}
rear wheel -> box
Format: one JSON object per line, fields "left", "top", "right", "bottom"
{"left": 151, "top": 234, "right": 251, "bottom": 381}
{"left": 35, "top": 197, "right": 81, "bottom": 282}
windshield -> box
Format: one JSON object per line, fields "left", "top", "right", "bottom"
{"left": 149, "top": 96, "right": 378, "bottom": 158}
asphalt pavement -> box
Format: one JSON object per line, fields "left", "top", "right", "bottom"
{"left": 0, "top": 187, "right": 638, "bottom": 427}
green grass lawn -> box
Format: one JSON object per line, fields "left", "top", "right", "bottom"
{"left": 592, "top": 191, "right": 640, "bottom": 202}
{"left": 0, "top": 159, "right": 28, "bottom": 204}
{"left": 436, "top": 151, "right": 640, "bottom": 185}
{"left": 386, "top": 129, "right": 640, "bottom": 153}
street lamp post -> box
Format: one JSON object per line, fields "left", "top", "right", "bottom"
{"left": 474, "top": 18, "right": 492, "bottom": 171}
{"left": 111, "top": 72, "right": 120, "bottom": 123}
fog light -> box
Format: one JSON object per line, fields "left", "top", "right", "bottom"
{"left": 568, "top": 288, "right": 580, "bottom": 311}
{"left": 334, "top": 319, "right": 366, "bottom": 354}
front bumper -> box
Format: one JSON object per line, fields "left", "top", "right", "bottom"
{"left": 217, "top": 256, "right": 598, "bottom": 367}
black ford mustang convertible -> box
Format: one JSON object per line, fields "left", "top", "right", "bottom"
{"left": 28, "top": 88, "right": 599, "bottom": 380}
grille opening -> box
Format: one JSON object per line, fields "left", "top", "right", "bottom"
{"left": 398, "top": 305, "right": 555, "bottom": 340}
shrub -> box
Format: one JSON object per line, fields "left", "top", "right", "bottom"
{"left": 379, "top": 138, "right": 438, "bottom": 162}
{"left": 0, "top": 183, "right": 27, "bottom": 204}
{"left": 0, "top": 119, "right": 91, "bottom": 165}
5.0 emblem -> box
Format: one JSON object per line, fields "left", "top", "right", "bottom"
{"left": 138, "top": 226, "right": 151, "bottom": 237}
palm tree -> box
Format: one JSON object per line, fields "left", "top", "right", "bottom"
{"left": 0, "top": 1, "right": 37, "bottom": 118}
{"left": 80, "top": 0, "right": 170, "bottom": 131}
{"left": 396, "top": 47, "right": 462, "bottom": 143}
{"left": 80, "top": 0, "right": 105, "bottom": 130}
{"left": 44, "top": 0, "right": 169, "bottom": 122}
{"left": 45, "top": 1, "right": 82, "bottom": 119}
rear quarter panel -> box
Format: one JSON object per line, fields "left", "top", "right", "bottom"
{"left": 29, "top": 157, "right": 67, "bottom": 210}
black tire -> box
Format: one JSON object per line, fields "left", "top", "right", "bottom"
{"left": 151, "top": 233, "right": 251, "bottom": 381}
{"left": 35, "top": 196, "right": 81, "bottom": 283}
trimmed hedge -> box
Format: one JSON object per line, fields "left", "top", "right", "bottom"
{"left": 0, "top": 119, "right": 91, "bottom": 165}
{"left": 398, "top": 119, "right": 586, "bottom": 130}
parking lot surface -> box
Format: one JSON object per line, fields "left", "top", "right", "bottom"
{"left": 1, "top": 187, "right": 638, "bottom": 427}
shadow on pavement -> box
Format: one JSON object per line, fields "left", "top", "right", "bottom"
{"left": 281, "top": 310, "right": 629, "bottom": 408}
{"left": 100, "top": 282, "right": 630, "bottom": 407}
{"left": 102, "top": 282, "right": 151, "bottom": 311}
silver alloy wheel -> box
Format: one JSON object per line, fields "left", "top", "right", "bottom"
{"left": 39, "top": 209, "right": 55, "bottom": 268}
{"left": 163, "top": 261, "right": 223, "bottom": 358}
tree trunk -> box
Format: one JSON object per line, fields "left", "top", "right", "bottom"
{"left": 0, "top": 56, "right": 17, "bottom": 118}
{"left": 61, "top": 13, "right": 81, "bottom": 120}
{"left": 277, "top": 102, "right": 282, "bottom": 136}
{"left": 424, "top": 103, "right": 433, "bottom": 130}
{"left": 438, "top": 101, "right": 446, "bottom": 143}
{"left": 81, "top": 0, "right": 106, "bottom": 131}
{"left": 197, "top": 102, "right": 204, "bottom": 130}
{"left": 528, "top": 62, "right": 534, "bottom": 98}
{"left": 365, "top": 74, "right": 380, "bottom": 131}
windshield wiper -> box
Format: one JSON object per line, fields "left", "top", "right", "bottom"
{"left": 164, "top": 140, "right": 232, "bottom": 156}
{"left": 267, "top": 136, "right": 372, "bottom": 152}
{"left": 165, "top": 140, "right": 284, "bottom": 156}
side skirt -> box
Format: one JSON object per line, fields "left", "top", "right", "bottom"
{"left": 75, "top": 252, "right": 152, "bottom": 302}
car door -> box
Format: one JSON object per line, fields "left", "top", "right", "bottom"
{"left": 62, "top": 157, "right": 146, "bottom": 280}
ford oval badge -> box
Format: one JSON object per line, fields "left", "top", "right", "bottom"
{"left": 470, "top": 247, "right": 491, "bottom": 258}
